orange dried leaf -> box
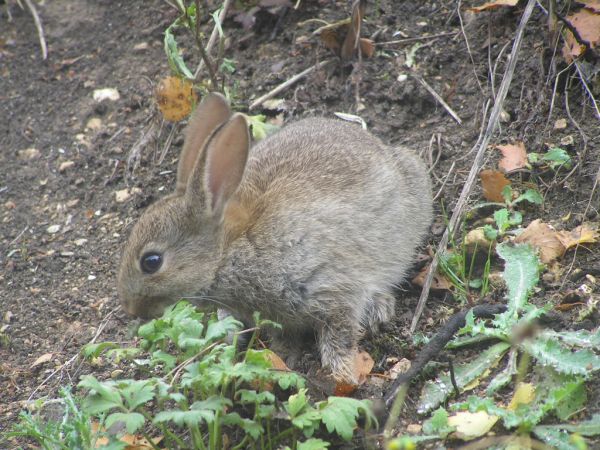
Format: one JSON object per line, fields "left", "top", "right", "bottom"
{"left": 31, "top": 352, "right": 53, "bottom": 368}
{"left": 480, "top": 169, "right": 511, "bottom": 202}
{"left": 577, "top": 0, "right": 600, "bottom": 12}
{"left": 412, "top": 264, "right": 452, "bottom": 291}
{"left": 320, "top": 27, "right": 343, "bottom": 53}
{"left": 556, "top": 222, "right": 599, "bottom": 250}
{"left": 354, "top": 350, "right": 374, "bottom": 384}
{"left": 515, "top": 219, "right": 566, "bottom": 263}
{"left": 562, "top": 29, "right": 586, "bottom": 63}
{"left": 333, "top": 350, "right": 374, "bottom": 396}
{"left": 265, "top": 350, "right": 291, "bottom": 371}
{"left": 359, "top": 38, "right": 375, "bottom": 58}
{"left": 569, "top": 8, "right": 600, "bottom": 45}
{"left": 496, "top": 142, "right": 528, "bottom": 172}
{"left": 155, "top": 76, "right": 197, "bottom": 122}
{"left": 467, "top": 0, "right": 519, "bottom": 12}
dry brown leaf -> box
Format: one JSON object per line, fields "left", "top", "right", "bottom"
{"left": 155, "top": 76, "right": 197, "bottom": 122}
{"left": 265, "top": 350, "right": 291, "bottom": 372}
{"left": 480, "top": 169, "right": 511, "bottom": 203}
{"left": 31, "top": 352, "right": 53, "bottom": 368}
{"left": 515, "top": 219, "right": 566, "bottom": 263}
{"left": 412, "top": 264, "right": 452, "bottom": 291}
{"left": 319, "top": 0, "right": 372, "bottom": 60}
{"left": 334, "top": 350, "right": 374, "bottom": 395}
{"left": 556, "top": 222, "right": 599, "bottom": 250}
{"left": 562, "top": 9, "right": 600, "bottom": 62}
{"left": 467, "top": 0, "right": 519, "bottom": 12}
{"left": 496, "top": 142, "right": 528, "bottom": 172}
{"left": 578, "top": 0, "right": 600, "bottom": 12}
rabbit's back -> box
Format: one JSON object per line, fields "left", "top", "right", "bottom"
{"left": 217, "top": 118, "right": 432, "bottom": 329}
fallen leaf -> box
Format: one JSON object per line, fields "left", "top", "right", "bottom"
{"left": 464, "top": 227, "right": 495, "bottom": 254}
{"left": 448, "top": 411, "right": 499, "bottom": 440}
{"left": 31, "top": 353, "right": 53, "bottom": 368}
{"left": 334, "top": 350, "right": 374, "bottom": 395}
{"left": 515, "top": 220, "right": 565, "bottom": 263}
{"left": 59, "top": 160, "right": 75, "bottom": 172}
{"left": 318, "top": 0, "right": 372, "bottom": 60}
{"left": 265, "top": 350, "right": 291, "bottom": 371}
{"left": 578, "top": 0, "right": 600, "bottom": 12}
{"left": 508, "top": 382, "right": 535, "bottom": 410}
{"left": 562, "top": 9, "right": 600, "bottom": 62}
{"left": 412, "top": 264, "right": 452, "bottom": 291}
{"left": 354, "top": 350, "right": 374, "bottom": 384}
{"left": 155, "top": 76, "right": 198, "bottom": 122}
{"left": 556, "top": 222, "right": 599, "bottom": 250}
{"left": 480, "top": 169, "right": 511, "bottom": 202}
{"left": 496, "top": 142, "right": 528, "bottom": 172}
{"left": 388, "top": 358, "right": 411, "bottom": 380}
{"left": 17, "top": 148, "right": 41, "bottom": 160}
{"left": 467, "top": 0, "right": 518, "bottom": 12}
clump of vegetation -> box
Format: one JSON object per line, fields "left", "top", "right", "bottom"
{"left": 4, "top": 303, "right": 376, "bottom": 449}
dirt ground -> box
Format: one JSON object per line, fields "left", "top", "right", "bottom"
{"left": 1, "top": 0, "right": 599, "bottom": 446}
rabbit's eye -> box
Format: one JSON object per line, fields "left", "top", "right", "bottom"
{"left": 141, "top": 252, "right": 163, "bottom": 274}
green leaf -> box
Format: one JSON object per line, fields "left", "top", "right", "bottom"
{"left": 247, "top": 115, "right": 280, "bottom": 141}
{"left": 542, "top": 147, "right": 572, "bottom": 170}
{"left": 483, "top": 224, "right": 498, "bottom": 241}
{"left": 164, "top": 25, "right": 194, "bottom": 79}
{"left": 523, "top": 337, "right": 600, "bottom": 376}
{"left": 150, "top": 350, "right": 177, "bottom": 369}
{"left": 205, "top": 315, "right": 242, "bottom": 342}
{"left": 497, "top": 243, "right": 540, "bottom": 314}
{"left": 78, "top": 376, "right": 123, "bottom": 413}
{"left": 494, "top": 208, "right": 510, "bottom": 233}
{"left": 418, "top": 341, "right": 510, "bottom": 413}
{"left": 297, "top": 438, "right": 331, "bottom": 450}
{"left": 318, "top": 397, "right": 375, "bottom": 441}
{"left": 120, "top": 380, "right": 156, "bottom": 410}
{"left": 154, "top": 409, "right": 215, "bottom": 427}
{"left": 486, "top": 349, "right": 517, "bottom": 395}
{"left": 81, "top": 342, "right": 120, "bottom": 359}
{"left": 538, "top": 414, "right": 600, "bottom": 436}
{"left": 514, "top": 188, "right": 543, "bottom": 205}
{"left": 105, "top": 412, "right": 145, "bottom": 434}
{"left": 286, "top": 388, "right": 309, "bottom": 417}
{"left": 501, "top": 185, "right": 513, "bottom": 204}
{"left": 422, "top": 408, "right": 455, "bottom": 438}
{"left": 538, "top": 329, "right": 600, "bottom": 349}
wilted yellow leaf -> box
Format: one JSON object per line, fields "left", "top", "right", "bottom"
{"left": 508, "top": 382, "right": 535, "bottom": 410}
{"left": 496, "top": 142, "right": 528, "bottom": 172}
{"left": 556, "top": 222, "right": 599, "bottom": 250}
{"left": 448, "top": 411, "right": 499, "bottom": 440}
{"left": 155, "top": 76, "right": 198, "bottom": 122}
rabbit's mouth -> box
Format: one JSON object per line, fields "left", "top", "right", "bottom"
{"left": 121, "top": 294, "right": 175, "bottom": 320}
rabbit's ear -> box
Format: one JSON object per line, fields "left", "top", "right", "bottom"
{"left": 176, "top": 93, "right": 231, "bottom": 194}
{"left": 187, "top": 113, "right": 249, "bottom": 218}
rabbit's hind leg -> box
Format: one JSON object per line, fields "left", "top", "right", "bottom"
{"left": 316, "top": 303, "right": 362, "bottom": 384}
{"left": 362, "top": 290, "right": 396, "bottom": 334}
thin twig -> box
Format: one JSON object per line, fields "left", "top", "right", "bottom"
{"left": 194, "top": 0, "right": 234, "bottom": 79}
{"left": 192, "top": 0, "right": 219, "bottom": 89}
{"left": 23, "top": 0, "right": 47, "bottom": 59}
{"left": 249, "top": 59, "right": 335, "bottom": 110}
{"left": 376, "top": 32, "right": 458, "bottom": 46}
{"left": 412, "top": 73, "right": 462, "bottom": 124}
{"left": 410, "top": 0, "right": 537, "bottom": 333}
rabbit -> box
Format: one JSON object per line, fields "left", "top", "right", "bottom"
{"left": 118, "top": 93, "right": 433, "bottom": 383}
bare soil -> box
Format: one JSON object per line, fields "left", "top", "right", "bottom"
{"left": 1, "top": 0, "right": 599, "bottom": 446}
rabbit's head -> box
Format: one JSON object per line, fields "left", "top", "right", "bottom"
{"left": 118, "top": 93, "right": 250, "bottom": 318}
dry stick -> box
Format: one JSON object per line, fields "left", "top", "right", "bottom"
{"left": 376, "top": 31, "right": 457, "bottom": 46}
{"left": 409, "top": 0, "right": 537, "bottom": 334}
{"left": 249, "top": 59, "right": 335, "bottom": 110}
{"left": 412, "top": 73, "right": 462, "bottom": 125}
{"left": 193, "top": 0, "right": 234, "bottom": 80}
{"left": 23, "top": 0, "right": 47, "bottom": 59}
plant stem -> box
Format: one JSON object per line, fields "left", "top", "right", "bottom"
{"left": 193, "top": 0, "right": 219, "bottom": 90}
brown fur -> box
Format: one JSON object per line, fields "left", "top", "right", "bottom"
{"left": 118, "top": 93, "right": 433, "bottom": 383}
